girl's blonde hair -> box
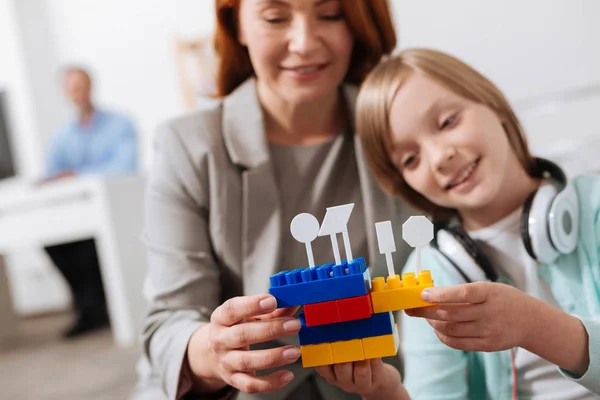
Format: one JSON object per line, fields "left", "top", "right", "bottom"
{"left": 356, "top": 48, "right": 540, "bottom": 221}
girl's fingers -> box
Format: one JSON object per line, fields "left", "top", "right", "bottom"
{"left": 229, "top": 370, "right": 295, "bottom": 394}
{"left": 422, "top": 282, "right": 489, "bottom": 304}
{"left": 428, "top": 320, "right": 481, "bottom": 338}
{"left": 434, "top": 330, "right": 492, "bottom": 352}
{"left": 222, "top": 345, "right": 301, "bottom": 372}
{"left": 408, "top": 303, "right": 483, "bottom": 322}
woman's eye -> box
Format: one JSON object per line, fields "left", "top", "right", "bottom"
{"left": 264, "top": 16, "right": 286, "bottom": 23}
{"left": 320, "top": 13, "right": 344, "bottom": 21}
{"left": 441, "top": 113, "right": 458, "bottom": 130}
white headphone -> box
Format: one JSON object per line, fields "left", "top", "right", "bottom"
{"left": 431, "top": 158, "right": 579, "bottom": 282}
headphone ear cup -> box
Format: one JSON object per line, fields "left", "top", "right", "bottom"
{"left": 521, "top": 191, "right": 537, "bottom": 260}
{"left": 522, "top": 183, "right": 560, "bottom": 263}
{"left": 548, "top": 183, "right": 579, "bottom": 254}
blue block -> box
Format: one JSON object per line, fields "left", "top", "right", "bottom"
{"left": 269, "top": 257, "right": 371, "bottom": 307}
{"left": 298, "top": 311, "right": 394, "bottom": 346}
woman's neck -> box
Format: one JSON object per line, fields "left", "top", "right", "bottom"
{"left": 461, "top": 159, "right": 541, "bottom": 232}
{"left": 257, "top": 82, "right": 346, "bottom": 146}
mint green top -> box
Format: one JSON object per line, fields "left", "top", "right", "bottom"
{"left": 401, "top": 174, "right": 600, "bottom": 399}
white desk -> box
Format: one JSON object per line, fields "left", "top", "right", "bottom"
{"left": 0, "top": 175, "right": 148, "bottom": 347}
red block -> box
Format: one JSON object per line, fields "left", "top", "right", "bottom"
{"left": 304, "top": 300, "right": 339, "bottom": 326}
{"left": 336, "top": 294, "right": 373, "bottom": 322}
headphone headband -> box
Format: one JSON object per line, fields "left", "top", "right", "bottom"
{"left": 433, "top": 157, "right": 578, "bottom": 282}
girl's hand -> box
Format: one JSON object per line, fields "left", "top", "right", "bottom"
{"left": 406, "top": 281, "right": 536, "bottom": 352}
{"left": 187, "top": 294, "right": 301, "bottom": 394}
{"left": 316, "top": 359, "right": 409, "bottom": 400}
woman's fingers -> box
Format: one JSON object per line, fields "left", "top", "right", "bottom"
{"left": 333, "top": 362, "right": 353, "bottom": 383}
{"left": 222, "top": 345, "right": 301, "bottom": 372}
{"left": 218, "top": 317, "right": 302, "bottom": 349}
{"left": 212, "top": 295, "right": 278, "bottom": 327}
{"left": 264, "top": 305, "right": 301, "bottom": 320}
{"left": 229, "top": 369, "right": 295, "bottom": 394}
{"left": 352, "top": 360, "right": 373, "bottom": 388}
{"left": 315, "top": 365, "right": 337, "bottom": 383}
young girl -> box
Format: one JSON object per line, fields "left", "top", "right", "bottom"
{"left": 315, "top": 48, "right": 600, "bottom": 399}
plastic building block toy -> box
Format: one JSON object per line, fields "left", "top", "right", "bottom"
{"left": 371, "top": 219, "right": 435, "bottom": 312}
{"left": 332, "top": 339, "right": 364, "bottom": 363}
{"left": 298, "top": 311, "right": 394, "bottom": 346}
{"left": 336, "top": 294, "right": 373, "bottom": 322}
{"left": 300, "top": 343, "right": 333, "bottom": 368}
{"left": 371, "top": 270, "right": 435, "bottom": 313}
{"left": 303, "top": 294, "right": 373, "bottom": 327}
{"left": 269, "top": 257, "right": 371, "bottom": 307}
{"left": 272, "top": 204, "right": 436, "bottom": 368}
{"left": 362, "top": 325, "right": 400, "bottom": 359}
{"left": 304, "top": 300, "right": 339, "bottom": 327}
{"left": 299, "top": 325, "right": 400, "bottom": 367}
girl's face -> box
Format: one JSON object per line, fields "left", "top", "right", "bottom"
{"left": 388, "top": 73, "right": 521, "bottom": 214}
{"left": 238, "top": 0, "right": 354, "bottom": 105}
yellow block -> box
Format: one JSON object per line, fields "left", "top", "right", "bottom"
{"left": 371, "top": 270, "right": 435, "bottom": 313}
{"left": 362, "top": 325, "right": 400, "bottom": 359}
{"left": 331, "top": 339, "right": 365, "bottom": 364}
{"left": 300, "top": 343, "right": 333, "bottom": 367}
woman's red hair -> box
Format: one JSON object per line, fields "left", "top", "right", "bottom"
{"left": 214, "top": 0, "right": 397, "bottom": 97}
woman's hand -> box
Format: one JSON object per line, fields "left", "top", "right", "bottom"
{"left": 187, "top": 294, "right": 302, "bottom": 394}
{"left": 316, "top": 359, "right": 410, "bottom": 400}
{"left": 406, "top": 281, "right": 535, "bottom": 352}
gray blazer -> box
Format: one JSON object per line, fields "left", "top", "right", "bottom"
{"left": 133, "top": 78, "right": 413, "bottom": 400}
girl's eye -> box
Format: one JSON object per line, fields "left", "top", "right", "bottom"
{"left": 441, "top": 113, "right": 458, "bottom": 130}
{"left": 402, "top": 154, "right": 416, "bottom": 168}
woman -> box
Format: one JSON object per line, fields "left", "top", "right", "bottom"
{"left": 132, "top": 1, "right": 412, "bottom": 399}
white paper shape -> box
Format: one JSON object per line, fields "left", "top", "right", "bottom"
{"left": 402, "top": 216, "right": 434, "bottom": 274}
{"left": 375, "top": 221, "right": 396, "bottom": 277}
{"left": 318, "top": 204, "right": 354, "bottom": 236}
{"left": 290, "top": 213, "right": 320, "bottom": 267}
{"left": 319, "top": 203, "right": 355, "bottom": 265}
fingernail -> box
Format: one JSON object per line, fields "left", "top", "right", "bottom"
{"left": 283, "top": 347, "right": 300, "bottom": 360}
{"left": 421, "top": 288, "right": 431, "bottom": 302}
{"left": 260, "top": 297, "right": 276, "bottom": 311}
{"left": 280, "top": 371, "right": 294, "bottom": 384}
{"left": 283, "top": 319, "right": 301, "bottom": 332}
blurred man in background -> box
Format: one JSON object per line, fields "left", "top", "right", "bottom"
{"left": 43, "top": 66, "right": 138, "bottom": 338}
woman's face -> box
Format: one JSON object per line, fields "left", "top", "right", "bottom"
{"left": 387, "top": 73, "right": 519, "bottom": 214}
{"left": 238, "top": 0, "right": 354, "bottom": 105}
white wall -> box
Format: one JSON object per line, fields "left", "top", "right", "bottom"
{"left": 13, "top": 0, "right": 68, "bottom": 157}
{"left": 44, "top": 0, "right": 217, "bottom": 169}
{"left": 391, "top": 0, "right": 600, "bottom": 156}
{"left": 42, "top": 0, "right": 600, "bottom": 168}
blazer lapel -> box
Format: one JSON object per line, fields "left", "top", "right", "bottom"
{"left": 222, "top": 78, "right": 283, "bottom": 296}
